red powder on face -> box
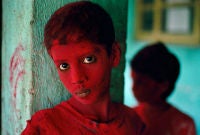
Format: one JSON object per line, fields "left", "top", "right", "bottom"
{"left": 50, "top": 41, "right": 113, "bottom": 105}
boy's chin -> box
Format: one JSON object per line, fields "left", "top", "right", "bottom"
{"left": 74, "top": 96, "right": 96, "bottom": 105}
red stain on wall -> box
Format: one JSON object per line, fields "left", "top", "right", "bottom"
{"left": 9, "top": 44, "right": 26, "bottom": 109}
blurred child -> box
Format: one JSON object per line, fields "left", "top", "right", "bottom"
{"left": 21, "top": 1, "right": 144, "bottom": 135}
{"left": 130, "top": 42, "right": 196, "bottom": 135}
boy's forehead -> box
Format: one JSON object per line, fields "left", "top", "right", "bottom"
{"left": 52, "top": 40, "right": 102, "bottom": 50}
{"left": 52, "top": 39, "right": 100, "bottom": 48}
{"left": 50, "top": 40, "right": 105, "bottom": 59}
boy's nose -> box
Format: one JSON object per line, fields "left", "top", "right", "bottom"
{"left": 71, "top": 67, "right": 87, "bottom": 84}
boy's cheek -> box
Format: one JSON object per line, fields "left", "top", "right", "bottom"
{"left": 57, "top": 72, "right": 69, "bottom": 84}
{"left": 57, "top": 73, "right": 75, "bottom": 90}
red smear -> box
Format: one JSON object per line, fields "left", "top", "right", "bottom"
{"left": 9, "top": 44, "right": 26, "bottom": 109}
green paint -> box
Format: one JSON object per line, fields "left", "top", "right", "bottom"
{"left": 2, "top": 0, "right": 127, "bottom": 134}
{"left": 31, "top": 0, "right": 71, "bottom": 114}
{"left": 2, "top": 0, "right": 33, "bottom": 134}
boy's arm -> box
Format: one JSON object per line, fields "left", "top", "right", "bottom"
{"left": 176, "top": 119, "right": 197, "bottom": 135}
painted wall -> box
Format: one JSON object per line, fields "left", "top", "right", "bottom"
{"left": 1, "top": 0, "right": 127, "bottom": 134}
{"left": 1, "top": 0, "right": 34, "bottom": 134}
{"left": 124, "top": 0, "right": 200, "bottom": 134}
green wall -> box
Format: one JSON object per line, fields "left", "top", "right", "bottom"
{"left": 2, "top": 0, "right": 33, "bottom": 134}
{"left": 1, "top": 0, "right": 127, "bottom": 134}
{"left": 124, "top": 0, "right": 200, "bottom": 134}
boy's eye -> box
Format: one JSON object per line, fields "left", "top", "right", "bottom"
{"left": 83, "top": 56, "right": 96, "bottom": 64}
{"left": 59, "top": 63, "right": 69, "bottom": 71}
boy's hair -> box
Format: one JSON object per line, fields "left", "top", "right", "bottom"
{"left": 131, "top": 42, "right": 180, "bottom": 99}
{"left": 44, "top": 1, "right": 115, "bottom": 55}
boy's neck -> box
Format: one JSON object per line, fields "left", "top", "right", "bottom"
{"left": 141, "top": 101, "right": 170, "bottom": 111}
{"left": 69, "top": 96, "right": 117, "bottom": 122}
{"left": 136, "top": 102, "right": 171, "bottom": 125}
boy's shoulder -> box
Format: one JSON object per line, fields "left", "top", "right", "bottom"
{"left": 21, "top": 101, "right": 78, "bottom": 134}
{"left": 167, "top": 105, "right": 195, "bottom": 124}
{"left": 118, "top": 103, "right": 142, "bottom": 118}
{"left": 161, "top": 105, "right": 196, "bottom": 134}
{"left": 32, "top": 100, "right": 75, "bottom": 120}
{"left": 116, "top": 103, "right": 145, "bottom": 134}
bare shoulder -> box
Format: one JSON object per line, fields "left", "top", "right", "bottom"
{"left": 169, "top": 106, "right": 195, "bottom": 123}
{"left": 116, "top": 103, "right": 145, "bottom": 134}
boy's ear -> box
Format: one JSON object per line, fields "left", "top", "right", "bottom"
{"left": 158, "top": 81, "right": 170, "bottom": 93}
{"left": 111, "top": 42, "right": 121, "bottom": 67}
{"left": 131, "top": 70, "right": 135, "bottom": 78}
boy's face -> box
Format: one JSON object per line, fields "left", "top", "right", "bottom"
{"left": 50, "top": 40, "right": 120, "bottom": 105}
{"left": 131, "top": 70, "right": 167, "bottom": 104}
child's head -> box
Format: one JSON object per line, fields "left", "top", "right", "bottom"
{"left": 43, "top": 1, "right": 121, "bottom": 105}
{"left": 44, "top": 1, "right": 115, "bottom": 55}
{"left": 131, "top": 42, "right": 180, "bottom": 100}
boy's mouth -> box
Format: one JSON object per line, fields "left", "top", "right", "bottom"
{"left": 75, "top": 89, "right": 91, "bottom": 97}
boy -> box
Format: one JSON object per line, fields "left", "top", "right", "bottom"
{"left": 130, "top": 42, "right": 196, "bottom": 135}
{"left": 21, "top": 1, "right": 144, "bottom": 135}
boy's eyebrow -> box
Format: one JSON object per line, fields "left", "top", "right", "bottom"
{"left": 94, "top": 47, "right": 101, "bottom": 53}
{"left": 53, "top": 59, "right": 68, "bottom": 63}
